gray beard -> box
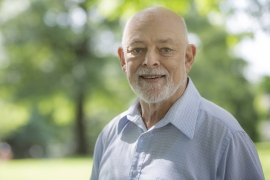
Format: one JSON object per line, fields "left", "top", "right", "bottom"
{"left": 127, "top": 67, "right": 183, "bottom": 104}
{"left": 130, "top": 79, "right": 174, "bottom": 104}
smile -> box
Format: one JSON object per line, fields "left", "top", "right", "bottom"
{"left": 140, "top": 75, "right": 165, "bottom": 79}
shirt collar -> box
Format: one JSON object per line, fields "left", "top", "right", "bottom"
{"left": 126, "top": 99, "right": 148, "bottom": 131}
{"left": 164, "top": 78, "right": 201, "bottom": 139}
{"left": 123, "top": 78, "right": 201, "bottom": 139}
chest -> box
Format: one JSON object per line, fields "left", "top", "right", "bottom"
{"left": 98, "top": 123, "right": 221, "bottom": 180}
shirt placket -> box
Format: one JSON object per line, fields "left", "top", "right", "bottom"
{"left": 129, "top": 132, "right": 151, "bottom": 180}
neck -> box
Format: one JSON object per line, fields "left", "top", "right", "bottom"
{"left": 139, "top": 79, "right": 188, "bottom": 129}
{"left": 140, "top": 100, "right": 173, "bottom": 129}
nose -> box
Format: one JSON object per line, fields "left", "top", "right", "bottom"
{"left": 142, "top": 49, "right": 160, "bottom": 68}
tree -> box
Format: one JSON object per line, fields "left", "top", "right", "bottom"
{"left": 0, "top": 0, "right": 129, "bottom": 157}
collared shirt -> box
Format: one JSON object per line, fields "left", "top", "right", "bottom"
{"left": 90, "top": 79, "right": 264, "bottom": 180}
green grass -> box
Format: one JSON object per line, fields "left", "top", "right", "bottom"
{"left": 0, "top": 142, "right": 269, "bottom": 180}
{"left": 0, "top": 157, "right": 93, "bottom": 180}
{"left": 256, "top": 142, "right": 270, "bottom": 180}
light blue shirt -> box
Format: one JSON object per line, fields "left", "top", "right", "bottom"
{"left": 90, "top": 78, "right": 264, "bottom": 180}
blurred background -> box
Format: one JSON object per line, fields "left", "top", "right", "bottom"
{"left": 0, "top": 0, "right": 269, "bottom": 179}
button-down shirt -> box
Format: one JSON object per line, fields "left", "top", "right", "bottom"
{"left": 90, "top": 79, "right": 264, "bottom": 180}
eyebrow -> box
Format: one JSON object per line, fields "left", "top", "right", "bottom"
{"left": 128, "top": 40, "right": 145, "bottom": 46}
{"left": 157, "top": 38, "right": 174, "bottom": 43}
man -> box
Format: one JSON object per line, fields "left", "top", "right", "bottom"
{"left": 90, "top": 7, "right": 264, "bottom": 180}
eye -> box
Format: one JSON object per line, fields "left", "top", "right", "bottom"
{"left": 161, "top": 48, "right": 172, "bottom": 53}
{"left": 132, "top": 48, "right": 143, "bottom": 53}
{"left": 128, "top": 48, "right": 145, "bottom": 55}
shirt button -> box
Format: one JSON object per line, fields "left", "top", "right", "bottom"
{"left": 132, "top": 170, "right": 138, "bottom": 176}
{"left": 143, "top": 134, "right": 148, "bottom": 138}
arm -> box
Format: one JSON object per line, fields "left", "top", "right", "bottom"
{"left": 90, "top": 134, "right": 104, "bottom": 180}
{"left": 217, "top": 131, "right": 264, "bottom": 180}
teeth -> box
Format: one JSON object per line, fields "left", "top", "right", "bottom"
{"left": 143, "top": 75, "right": 161, "bottom": 79}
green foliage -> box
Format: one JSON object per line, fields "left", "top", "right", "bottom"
{"left": 0, "top": 101, "right": 30, "bottom": 138}
{"left": 6, "top": 108, "right": 55, "bottom": 158}
{"left": 0, "top": 0, "right": 127, "bottom": 156}
{"left": 254, "top": 76, "right": 270, "bottom": 122}
{"left": 259, "top": 76, "right": 270, "bottom": 94}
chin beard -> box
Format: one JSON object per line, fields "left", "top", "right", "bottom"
{"left": 130, "top": 79, "right": 176, "bottom": 104}
{"left": 127, "top": 67, "right": 186, "bottom": 104}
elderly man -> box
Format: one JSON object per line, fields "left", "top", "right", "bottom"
{"left": 90, "top": 7, "right": 264, "bottom": 180}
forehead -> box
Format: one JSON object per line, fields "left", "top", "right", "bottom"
{"left": 123, "top": 12, "right": 185, "bottom": 47}
{"left": 125, "top": 23, "right": 182, "bottom": 46}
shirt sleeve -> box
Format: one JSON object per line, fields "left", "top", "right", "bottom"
{"left": 90, "top": 133, "right": 104, "bottom": 180}
{"left": 217, "top": 131, "right": 264, "bottom": 180}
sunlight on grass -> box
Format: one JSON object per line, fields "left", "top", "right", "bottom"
{"left": 0, "top": 157, "right": 93, "bottom": 180}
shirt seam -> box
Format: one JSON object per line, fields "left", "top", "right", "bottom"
{"left": 198, "top": 108, "right": 244, "bottom": 134}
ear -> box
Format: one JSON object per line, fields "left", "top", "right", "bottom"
{"left": 118, "top": 47, "right": 127, "bottom": 74}
{"left": 185, "top": 44, "right": 196, "bottom": 73}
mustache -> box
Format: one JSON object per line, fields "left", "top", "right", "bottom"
{"left": 136, "top": 67, "right": 169, "bottom": 76}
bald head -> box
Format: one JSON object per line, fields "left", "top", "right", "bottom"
{"left": 122, "top": 7, "right": 188, "bottom": 48}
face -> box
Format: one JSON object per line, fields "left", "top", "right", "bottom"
{"left": 118, "top": 9, "right": 196, "bottom": 104}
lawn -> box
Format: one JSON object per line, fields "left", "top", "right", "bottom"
{"left": 0, "top": 157, "right": 93, "bottom": 180}
{"left": 0, "top": 142, "right": 269, "bottom": 180}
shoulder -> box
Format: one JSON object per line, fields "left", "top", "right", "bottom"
{"left": 98, "top": 110, "right": 129, "bottom": 146}
{"left": 198, "top": 97, "right": 244, "bottom": 134}
{"left": 105, "top": 110, "right": 129, "bottom": 132}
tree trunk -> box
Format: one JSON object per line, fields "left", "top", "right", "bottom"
{"left": 75, "top": 90, "right": 87, "bottom": 155}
